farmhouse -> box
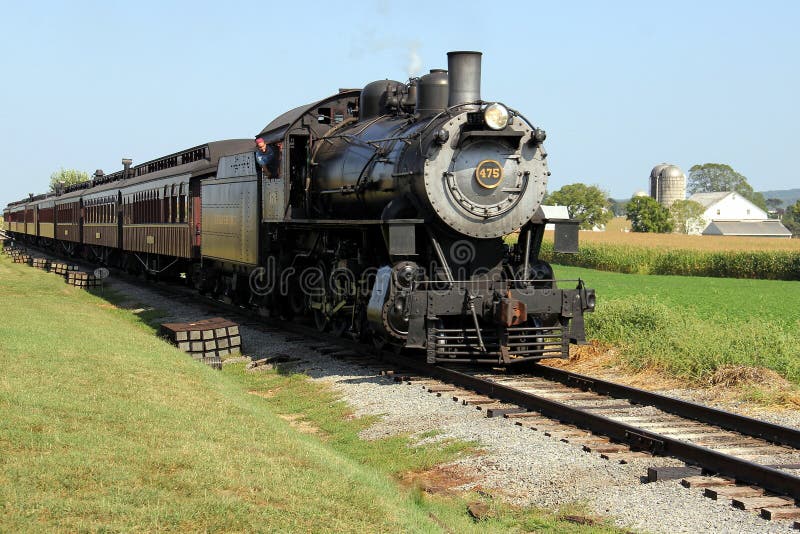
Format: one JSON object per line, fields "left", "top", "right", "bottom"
{"left": 687, "top": 191, "right": 792, "bottom": 238}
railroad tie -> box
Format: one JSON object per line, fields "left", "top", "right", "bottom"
{"left": 569, "top": 435, "right": 612, "bottom": 446}
{"left": 455, "top": 396, "right": 496, "bottom": 406}
{"left": 474, "top": 403, "right": 506, "bottom": 411}
{"left": 507, "top": 417, "right": 552, "bottom": 427}
{"left": 647, "top": 466, "right": 702, "bottom": 482}
{"left": 380, "top": 369, "right": 412, "bottom": 377}
{"left": 732, "top": 495, "right": 794, "bottom": 511}
{"left": 681, "top": 476, "right": 735, "bottom": 489}
{"left": 668, "top": 431, "right": 739, "bottom": 440}
{"left": 426, "top": 385, "right": 457, "bottom": 394}
{"left": 523, "top": 423, "right": 562, "bottom": 432}
{"left": 583, "top": 443, "right": 630, "bottom": 454}
{"left": 395, "top": 375, "right": 426, "bottom": 383}
{"left": 568, "top": 402, "right": 635, "bottom": 411}
{"left": 702, "top": 446, "right": 775, "bottom": 457}
{"left": 704, "top": 485, "right": 763, "bottom": 500}
{"left": 503, "top": 411, "right": 543, "bottom": 419}
{"left": 600, "top": 451, "right": 651, "bottom": 463}
{"left": 761, "top": 506, "right": 800, "bottom": 520}
{"left": 485, "top": 407, "right": 529, "bottom": 418}
{"left": 543, "top": 426, "right": 587, "bottom": 438}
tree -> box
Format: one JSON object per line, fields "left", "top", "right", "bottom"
{"left": 50, "top": 168, "right": 90, "bottom": 192}
{"left": 782, "top": 200, "right": 800, "bottom": 236}
{"left": 687, "top": 163, "right": 767, "bottom": 210}
{"left": 626, "top": 195, "right": 673, "bottom": 233}
{"left": 546, "top": 183, "right": 612, "bottom": 230}
{"left": 766, "top": 198, "right": 784, "bottom": 219}
{"left": 669, "top": 199, "right": 705, "bottom": 234}
{"left": 766, "top": 198, "right": 783, "bottom": 210}
{"left": 608, "top": 198, "right": 628, "bottom": 217}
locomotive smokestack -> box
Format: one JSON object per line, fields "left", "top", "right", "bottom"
{"left": 447, "top": 51, "right": 482, "bottom": 108}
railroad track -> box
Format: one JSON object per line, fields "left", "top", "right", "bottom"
{"left": 6, "top": 240, "right": 800, "bottom": 525}
{"left": 375, "top": 355, "right": 800, "bottom": 522}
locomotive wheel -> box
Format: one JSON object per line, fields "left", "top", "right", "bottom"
{"left": 287, "top": 288, "right": 305, "bottom": 317}
{"left": 313, "top": 309, "right": 329, "bottom": 332}
{"left": 372, "top": 332, "right": 388, "bottom": 352}
{"left": 330, "top": 316, "right": 349, "bottom": 337}
{"left": 309, "top": 261, "right": 331, "bottom": 332}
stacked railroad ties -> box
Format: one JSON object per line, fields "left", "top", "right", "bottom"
{"left": 2, "top": 242, "right": 96, "bottom": 287}
{"left": 160, "top": 318, "right": 242, "bottom": 370}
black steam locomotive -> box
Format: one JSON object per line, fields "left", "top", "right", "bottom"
{"left": 4, "top": 51, "right": 594, "bottom": 365}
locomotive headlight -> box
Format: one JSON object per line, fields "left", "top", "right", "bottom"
{"left": 483, "top": 103, "right": 509, "bottom": 130}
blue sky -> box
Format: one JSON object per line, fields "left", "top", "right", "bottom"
{"left": 1, "top": 1, "right": 798, "bottom": 206}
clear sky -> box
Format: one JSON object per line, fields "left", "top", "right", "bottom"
{"left": 1, "top": 1, "right": 798, "bottom": 207}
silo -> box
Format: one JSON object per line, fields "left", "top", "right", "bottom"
{"left": 658, "top": 165, "right": 686, "bottom": 208}
{"left": 648, "top": 163, "right": 686, "bottom": 207}
{"left": 649, "top": 163, "right": 669, "bottom": 202}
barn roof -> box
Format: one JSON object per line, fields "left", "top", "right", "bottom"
{"left": 702, "top": 219, "right": 792, "bottom": 237}
{"left": 687, "top": 191, "right": 731, "bottom": 208}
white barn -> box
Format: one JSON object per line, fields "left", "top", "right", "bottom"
{"left": 687, "top": 191, "right": 792, "bottom": 237}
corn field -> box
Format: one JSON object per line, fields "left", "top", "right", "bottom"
{"left": 540, "top": 240, "right": 800, "bottom": 280}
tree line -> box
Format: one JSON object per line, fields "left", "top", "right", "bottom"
{"left": 546, "top": 163, "right": 799, "bottom": 235}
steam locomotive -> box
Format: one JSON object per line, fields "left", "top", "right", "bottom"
{"left": 3, "top": 51, "right": 594, "bottom": 365}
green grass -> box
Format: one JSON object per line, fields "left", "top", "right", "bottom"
{"left": 0, "top": 255, "right": 620, "bottom": 533}
{"left": 555, "top": 265, "right": 800, "bottom": 385}
{"left": 555, "top": 265, "right": 800, "bottom": 329}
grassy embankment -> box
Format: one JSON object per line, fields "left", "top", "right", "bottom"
{"left": 0, "top": 256, "right": 619, "bottom": 533}
{"left": 553, "top": 264, "right": 800, "bottom": 402}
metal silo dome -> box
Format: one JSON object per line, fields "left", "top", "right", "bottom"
{"left": 658, "top": 165, "right": 686, "bottom": 208}
{"left": 649, "top": 163, "right": 669, "bottom": 200}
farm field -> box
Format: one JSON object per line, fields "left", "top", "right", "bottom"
{"left": 0, "top": 256, "right": 617, "bottom": 533}
{"left": 551, "top": 217, "right": 800, "bottom": 252}
{"left": 553, "top": 264, "right": 800, "bottom": 395}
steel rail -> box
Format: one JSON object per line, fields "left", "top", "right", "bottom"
{"left": 383, "top": 353, "right": 800, "bottom": 502}
{"left": 529, "top": 364, "right": 800, "bottom": 449}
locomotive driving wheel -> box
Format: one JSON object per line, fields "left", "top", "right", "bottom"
{"left": 330, "top": 315, "right": 350, "bottom": 337}
{"left": 307, "top": 261, "right": 331, "bottom": 332}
